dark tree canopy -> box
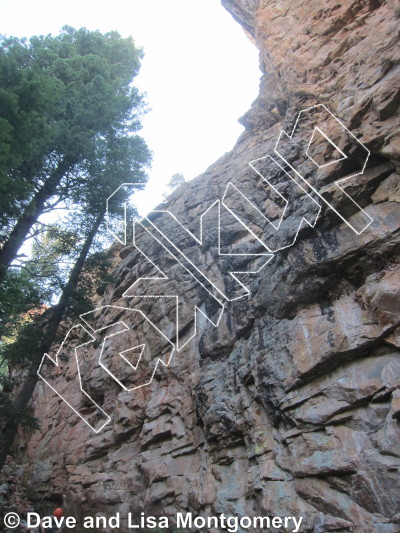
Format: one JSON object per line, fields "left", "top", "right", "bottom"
{"left": 0, "top": 26, "right": 150, "bottom": 277}
{"left": 0, "top": 26, "right": 152, "bottom": 470}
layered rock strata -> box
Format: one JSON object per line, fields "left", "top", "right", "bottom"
{"left": 10, "top": 1, "right": 400, "bottom": 531}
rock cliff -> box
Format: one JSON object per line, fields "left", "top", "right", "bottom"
{"left": 9, "top": 1, "right": 400, "bottom": 531}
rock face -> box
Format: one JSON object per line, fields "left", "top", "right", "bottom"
{"left": 12, "top": 1, "right": 400, "bottom": 531}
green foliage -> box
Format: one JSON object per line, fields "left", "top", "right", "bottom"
{"left": 27, "top": 221, "right": 83, "bottom": 297}
{"left": 0, "top": 306, "right": 46, "bottom": 433}
{"left": 0, "top": 26, "right": 151, "bottom": 443}
{"left": 163, "top": 172, "right": 186, "bottom": 198}
{"left": 0, "top": 25, "right": 149, "bottom": 239}
{"left": 0, "top": 392, "right": 41, "bottom": 431}
{"left": 0, "top": 267, "right": 48, "bottom": 436}
{"left": 0, "top": 269, "right": 44, "bottom": 340}
{"left": 66, "top": 246, "right": 116, "bottom": 318}
{"left": 168, "top": 173, "right": 186, "bottom": 190}
{"left": 26, "top": 214, "right": 115, "bottom": 309}
{"left": 0, "top": 268, "right": 48, "bottom": 373}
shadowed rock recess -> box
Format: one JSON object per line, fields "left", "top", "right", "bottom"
{"left": 11, "top": 1, "right": 400, "bottom": 531}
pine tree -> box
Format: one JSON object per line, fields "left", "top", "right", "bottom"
{"left": 0, "top": 27, "right": 151, "bottom": 471}
{"left": 0, "top": 26, "right": 147, "bottom": 283}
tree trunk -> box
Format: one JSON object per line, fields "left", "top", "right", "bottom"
{"left": 0, "top": 158, "right": 74, "bottom": 285}
{"left": 0, "top": 211, "right": 104, "bottom": 472}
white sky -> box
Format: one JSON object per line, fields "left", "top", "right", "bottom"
{"left": 1, "top": 0, "right": 260, "bottom": 215}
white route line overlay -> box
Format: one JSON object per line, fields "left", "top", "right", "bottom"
{"left": 223, "top": 154, "right": 322, "bottom": 254}
{"left": 306, "top": 127, "right": 347, "bottom": 168}
{"left": 37, "top": 324, "right": 111, "bottom": 433}
{"left": 38, "top": 104, "right": 374, "bottom": 433}
{"left": 125, "top": 218, "right": 225, "bottom": 352}
{"left": 144, "top": 199, "right": 274, "bottom": 301}
{"left": 37, "top": 306, "right": 175, "bottom": 432}
{"left": 123, "top": 192, "right": 275, "bottom": 351}
{"left": 80, "top": 305, "right": 175, "bottom": 388}
{"left": 274, "top": 103, "right": 373, "bottom": 235}
{"left": 106, "top": 183, "right": 136, "bottom": 245}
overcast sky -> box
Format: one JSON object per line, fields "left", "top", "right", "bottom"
{"left": 1, "top": 0, "right": 261, "bottom": 214}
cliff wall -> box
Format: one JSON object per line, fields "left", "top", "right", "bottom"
{"left": 12, "top": 1, "right": 400, "bottom": 531}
